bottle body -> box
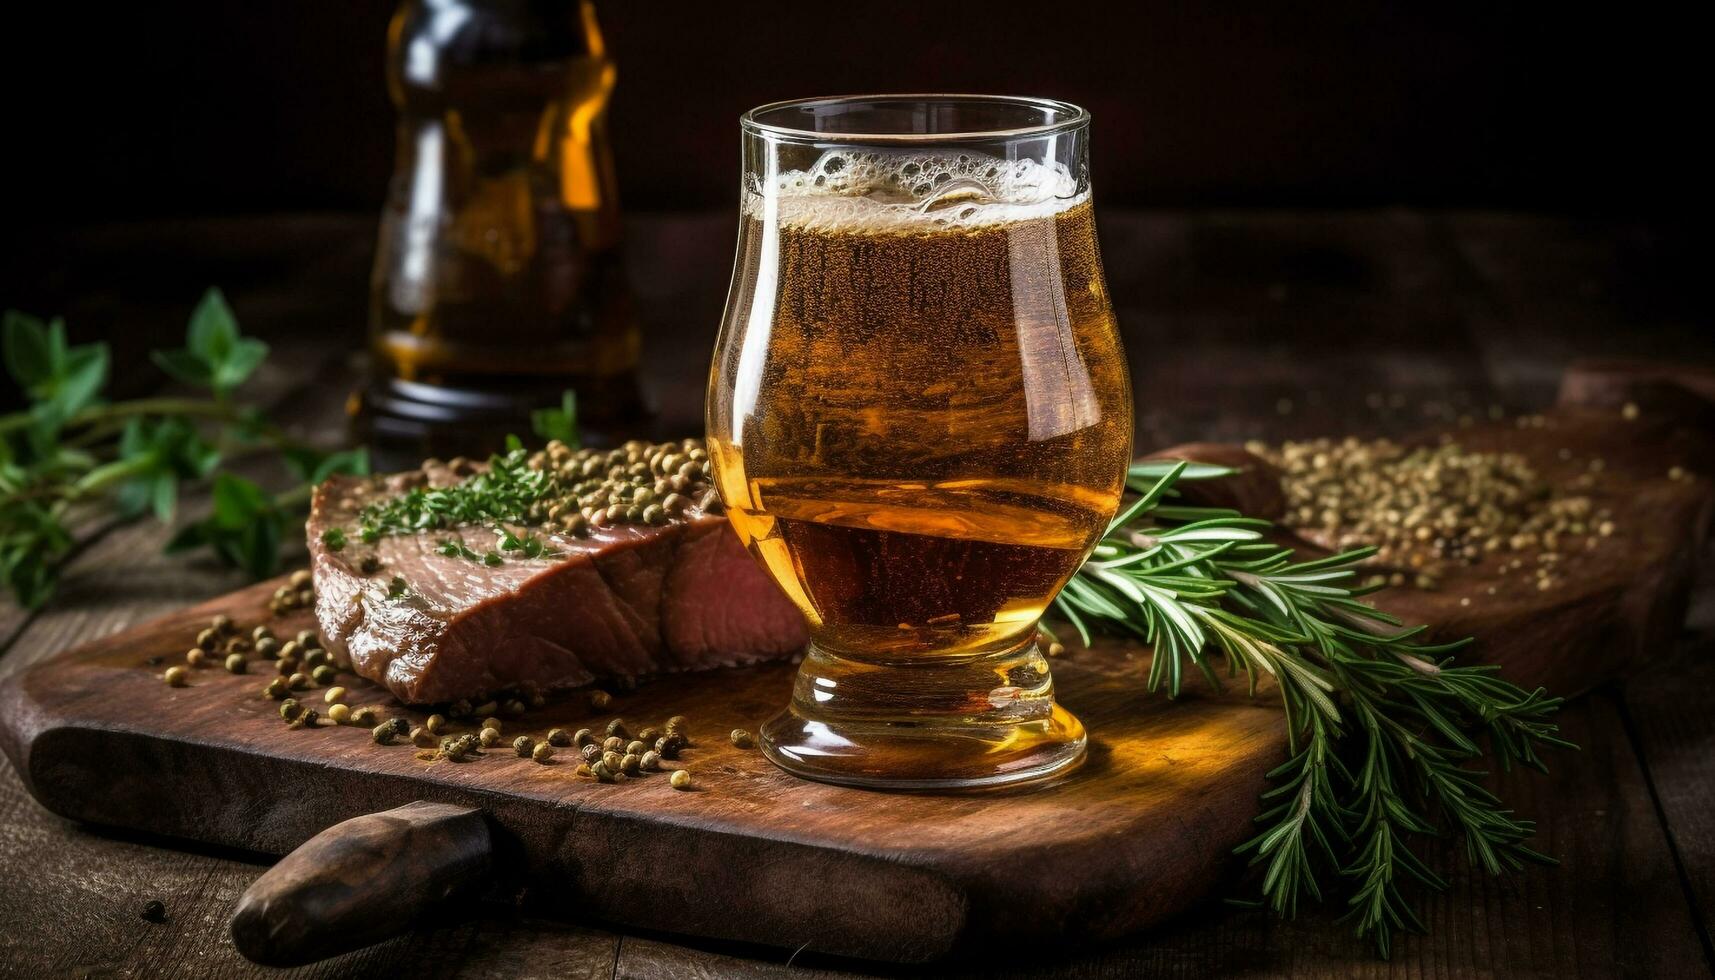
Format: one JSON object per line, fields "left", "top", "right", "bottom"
{"left": 362, "top": 0, "right": 642, "bottom": 461}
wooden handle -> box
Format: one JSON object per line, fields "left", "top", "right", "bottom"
{"left": 230, "top": 801, "right": 493, "bottom": 966}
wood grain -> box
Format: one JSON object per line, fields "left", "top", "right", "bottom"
{"left": 0, "top": 580, "right": 1285, "bottom": 963}
{"left": 2, "top": 400, "right": 1709, "bottom": 965}
{"left": 0, "top": 211, "right": 1709, "bottom": 976}
{"left": 1623, "top": 639, "right": 1715, "bottom": 958}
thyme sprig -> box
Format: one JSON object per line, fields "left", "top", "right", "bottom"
{"left": 1, "top": 291, "right": 369, "bottom": 604}
{"left": 1060, "top": 460, "right": 1574, "bottom": 957}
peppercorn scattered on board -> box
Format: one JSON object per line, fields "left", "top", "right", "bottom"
{"left": 0, "top": 360, "right": 1709, "bottom": 963}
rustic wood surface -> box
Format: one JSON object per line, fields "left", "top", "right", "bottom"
{"left": 2, "top": 371, "right": 1710, "bottom": 966}
{"left": 0, "top": 210, "right": 1711, "bottom": 977}
{"left": 0, "top": 578, "right": 1288, "bottom": 963}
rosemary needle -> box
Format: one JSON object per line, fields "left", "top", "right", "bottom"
{"left": 1058, "top": 459, "right": 1573, "bottom": 958}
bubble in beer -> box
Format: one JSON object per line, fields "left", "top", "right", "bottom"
{"left": 751, "top": 150, "right": 1085, "bottom": 233}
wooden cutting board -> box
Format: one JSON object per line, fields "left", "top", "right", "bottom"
{"left": 0, "top": 361, "right": 1710, "bottom": 963}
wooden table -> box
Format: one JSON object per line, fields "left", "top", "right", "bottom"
{"left": 1, "top": 211, "right": 1711, "bottom": 978}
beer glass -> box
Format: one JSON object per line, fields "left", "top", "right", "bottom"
{"left": 707, "top": 96, "right": 1132, "bottom": 789}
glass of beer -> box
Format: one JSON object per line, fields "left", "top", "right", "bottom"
{"left": 707, "top": 96, "right": 1133, "bottom": 789}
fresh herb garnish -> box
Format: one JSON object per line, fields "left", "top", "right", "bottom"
{"left": 1, "top": 291, "right": 370, "bottom": 605}
{"left": 355, "top": 447, "right": 551, "bottom": 541}
{"left": 1060, "top": 460, "right": 1573, "bottom": 957}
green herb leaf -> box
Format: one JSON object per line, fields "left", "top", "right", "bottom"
{"left": 149, "top": 348, "right": 214, "bottom": 387}
{"left": 1059, "top": 459, "right": 1571, "bottom": 958}
{"left": 213, "top": 337, "right": 269, "bottom": 391}
{"left": 530, "top": 389, "right": 581, "bottom": 448}
{"left": 3, "top": 310, "right": 55, "bottom": 387}
{"left": 188, "top": 288, "right": 239, "bottom": 366}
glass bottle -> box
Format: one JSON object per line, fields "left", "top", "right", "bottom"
{"left": 359, "top": 0, "right": 644, "bottom": 464}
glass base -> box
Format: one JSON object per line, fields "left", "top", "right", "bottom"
{"left": 760, "top": 637, "right": 1086, "bottom": 791}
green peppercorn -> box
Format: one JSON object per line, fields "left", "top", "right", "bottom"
{"left": 670, "top": 769, "right": 692, "bottom": 790}
{"left": 195, "top": 628, "right": 219, "bottom": 651}
{"left": 288, "top": 709, "right": 319, "bottom": 730}
{"left": 388, "top": 717, "right": 410, "bottom": 737}
{"left": 478, "top": 728, "right": 502, "bottom": 748}
{"left": 276, "top": 657, "right": 298, "bottom": 677}
{"left": 311, "top": 665, "right": 337, "bottom": 685}
{"left": 602, "top": 750, "right": 624, "bottom": 771}
{"left": 593, "top": 762, "right": 616, "bottom": 783}
{"left": 255, "top": 637, "right": 280, "bottom": 660}
{"left": 279, "top": 698, "right": 302, "bottom": 721}
{"left": 224, "top": 653, "right": 248, "bottom": 674}
{"left": 664, "top": 715, "right": 687, "bottom": 734}
{"left": 303, "top": 649, "right": 330, "bottom": 669}
{"left": 224, "top": 637, "right": 252, "bottom": 655}
{"left": 626, "top": 740, "right": 647, "bottom": 756}
{"left": 279, "top": 640, "right": 302, "bottom": 662}
{"left": 481, "top": 716, "right": 503, "bottom": 733}
{"left": 532, "top": 742, "right": 555, "bottom": 763}
{"left": 295, "top": 629, "right": 318, "bottom": 648}
{"left": 185, "top": 649, "right": 207, "bottom": 669}
{"left": 163, "top": 666, "right": 188, "bottom": 687}
{"left": 212, "top": 614, "right": 234, "bottom": 635}
{"left": 410, "top": 726, "right": 434, "bottom": 747}
{"left": 251, "top": 625, "right": 274, "bottom": 643}
{"left": 574, "top": 728, "right": 595, "bottom": 747}
{"left": 323, "top": 686, "right": 347, "bottom": 704}
{"left": 440, "top": 735, "right": 478, "bottom": 761}
{"left": 605, "top": 718, "right": 628, "bottom": 739}
{"left": 288, "top": 672, "right": 311, "bottom": 691}
{"left": 425, "top": 713, "right": 446, "bottom": 735}
{"left": 263, "top": 677, "right": 288, "bottom": 700}
{"left": 621, "top": 753, "right": 642, "bottom": 775}
{"left": 546, "top": 728, "right": 572, "bottom": 747}
{"left": 729, "top": 729, "right": 754, "bottom": 749}
{"left": 655, "top": 733, "right": 685, "bottom": 758}
{"left": 637, "top": 726, "right": 660, "bottom": 744}
{"left": 513, "top": 736, "right": 534, "bottom": 758}
{"left": 588, "top": 690, "right": 613, "bottom": 710}
{"left": 372, "top": 723, "right": 398, "bottom": 745}
{"left": 640, "top": 750, "right": 661, "bottom": 772}
{"left": 350, "top": 706, "right": 379, "bottom": 727}
{"left": 602, "top": 736, "right": 624, "bottom": 753}
{"left": 327, "top": 703, "right": 351, "bottom": 725}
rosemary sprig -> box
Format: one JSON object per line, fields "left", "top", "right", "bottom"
{"left": 1061, "top": 460, "right": 1574, "bottom": 957}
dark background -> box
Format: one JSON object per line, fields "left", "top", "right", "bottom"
{"left": 3, "top": 1, "right": 1708, "bottom": 217}
{"left": 1, "top": 0, "right": 1710, "bottom": 428}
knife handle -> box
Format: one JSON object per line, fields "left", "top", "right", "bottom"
{"left": 230, "top": 801, "right": 493, "bottom": 966}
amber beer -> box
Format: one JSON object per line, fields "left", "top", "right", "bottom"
{"left": 708, "top": 97, "right": 1132, "bottom": 790}
{"left": 711, "top": 194, "right": 1129, "bottom": 659}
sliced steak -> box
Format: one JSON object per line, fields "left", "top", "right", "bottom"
{"left": 307, "top": 470, "right": 807, "bottom": 705}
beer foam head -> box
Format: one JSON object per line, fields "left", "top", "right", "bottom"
{"left": 748, "top": 150, "right": 1084, "bottom": 232}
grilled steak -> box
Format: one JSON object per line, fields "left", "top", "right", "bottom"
{"left": 307, "top": 461, "right": 808, "bottom": 705}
